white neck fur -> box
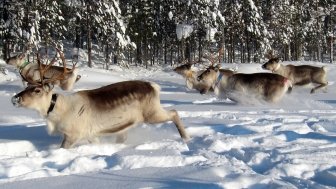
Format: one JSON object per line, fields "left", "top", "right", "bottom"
{"left": 273, "top": 63, "right": 281, "bottom": 72}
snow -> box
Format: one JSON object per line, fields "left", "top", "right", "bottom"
{"left": 168, "top": 11, "right": 173, "bottom": 20}
{"left": 176, "top": 24, "right": 194, "bottom": 40}
{"left": 0, "top": 58, "right": 336, "bottom": 188}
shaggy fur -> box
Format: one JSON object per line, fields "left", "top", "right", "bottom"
{"left": 262, "top": 58, "right": 328, "bottom": 93}
{"left": 12, "top": 80, "right": 190, "bottom": 148}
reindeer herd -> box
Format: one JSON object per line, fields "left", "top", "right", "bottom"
{"left": 175, "top": 58, "right": 328, "bottom": 103}
{"left": 7, "top": 45, "right": 189, "bottom": 148}
{"left": 4, "top": 44, "right": 328, "bottom": 148}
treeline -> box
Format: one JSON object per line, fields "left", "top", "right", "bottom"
{"left": 0, "top": 0, "right": 335, "bottom": 67}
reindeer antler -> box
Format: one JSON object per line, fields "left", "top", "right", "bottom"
{"left": 207, "top": 46, "right": 223, "bottom": 68}
{"left": 55, "top": 47, "right": 77, "bottom": 73}
{"left": 27, "top": 45, "right": 77, "bottom": 87}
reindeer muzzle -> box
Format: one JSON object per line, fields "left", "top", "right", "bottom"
{"left": 11, "top": 95, "right": 21, "bottom": 107}
{"left": 199, "top": 88, "right": 206, "bottom": 94}
{"left": 261, "top": 64, "right": 267, "bottom": 69}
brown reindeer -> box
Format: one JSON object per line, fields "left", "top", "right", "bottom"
{"left": 6, "top": 46, "right": 80, "bottom": 91}
{"left": 11, "top": 63, "right": 189, "bottom": 148}
{"left": 173, "top": 63, "right": 210, "bottom": 91}
{"left": 197, "top": 65, "right": 292, "bottom": 103}
{"left": 262, "top": 58, "right": 328, "bottom": 93}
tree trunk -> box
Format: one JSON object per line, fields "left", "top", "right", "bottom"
{"left": 105, "top": 43, "right": 109, "bottom": 70}
{"left": 136, "top": 41, "right": 142, "bottom": 66}
{"left": 144, "top": 38, "right": 148, "bottom": 69}
{"left": 331, "top": 36, "right": 334, "bottom": 63}
{"left": 164, "top": 40, "right": 167, "bottom": 64}
{"left": 240, "top": 42, "right": 244, "bottom": 63}
{"left": 75, "top": 17, "right": 81, "bottom": 48}
{"left": 330, "top": 14, "right": 334, "bottom": 63}
{"left": 113, "top": 39, "right": 118, "bottom": 65}
{"left": 247, "top": 33, "right": 251, "bottom": 63}
{"left": 185, "top": 39, "right": 191, "bottom": 63}
{"left": 231, "top": 35, "right": 235, "bottom": 63}
{"left": 198, "top": 36, "right": 202, "bottom": 62}
{"left": 170, "top": 46, "right": 173, "bottom": 66}
{"left": 87, "top": 4, "right": 92, "bottom": 68}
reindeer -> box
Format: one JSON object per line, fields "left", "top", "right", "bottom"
{"left": 262, "top": 57, "right": 328, "bottom": 93}
{"left": 197, "top": 65, "right": 292, "bottom": 103}
{"left": 11, "top": 62, "right": 189, "bottom": 148}
{"left": 173, "top": 63, "right": 209, "bottom": 91}
{"left": 173, "top": 46, "right": 225, "bottom": 92}
{"left": 6, "top": 45, "right": 80, "bottom": 91}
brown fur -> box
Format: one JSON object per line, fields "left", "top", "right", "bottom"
{"left": 100, "top": 120, "right": 135, "bottom": 134}
{"left": 11, "top": 80, "right": 190, "bottom": 148}
{"left": 173, "top": 63, "right": 214, "bottom": 92}
{"left": 81, "top": 81, "right": 155, "bottom": 110}
{"left": 173, "top": 64, "right": 193, "bottom": 77}
{"left": 6, "top": 53, "right": 80, "bottom": 91}
{"left": 197, "top": 67, "right": 236, "bottom": 94}
{"left": 197, "top": 66, "right": 292, "bottom": 103}
{"left": 262, "top": 58, "right": 328, "bottom": 93}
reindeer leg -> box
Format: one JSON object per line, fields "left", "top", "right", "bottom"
{"left": 146, "top": 109, "right": 190, "bottom": 141}
{"left": 88, "top": 137, "right": 100, "bottom": 144}
{"left": 116, "top": 131, "right": 128, "bottom": 143}
{"left": 311, "top": 83, "right": 328, "bottom": 94}
{"left": 169, "top": 110, "right": 190, "bottom": 141}
{"left": 60, "top": 135, "right": 77, "bottom": 149}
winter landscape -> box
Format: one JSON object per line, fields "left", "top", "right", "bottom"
{"left": 1, "top": 0, "right": 336, "bottom": 188}
{"left": 0, "top": 58, "right": 335, "bottom": 188}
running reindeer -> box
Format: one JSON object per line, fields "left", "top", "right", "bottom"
{"left": 197, "top": 65, "right": 292, "bottom": 103}
{"left": 6, "top": 44, "right": 80, "bottom": 91}
{"left": 173, "top": 62, "right": 210, "bottom": 91}
{"left": 173, "top": 47, "right": 225, "bottom": 92}
{"left": 262, "top": 57, "right": 328, "bottom": 94}
{"left": 11, "top": 58, "right": 189, "bottom": 148}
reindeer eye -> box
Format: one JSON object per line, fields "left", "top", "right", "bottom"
{"left": 34, "top": 88, "right": 42, "bottom": 94}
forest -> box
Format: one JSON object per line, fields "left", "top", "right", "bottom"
{"left": 0, "top": 0, "right": 335, "bottom": 68}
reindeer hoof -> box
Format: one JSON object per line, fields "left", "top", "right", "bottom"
{"left": 310, "top": 89, "right": 315, "bottom": 94}
{"left": 183, "top": 136, "right": 191, "bottom": 143}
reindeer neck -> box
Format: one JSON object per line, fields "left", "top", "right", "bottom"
{"left": 214, "top": 71, "right": 223, "bottom": 87}
{"left": 185, "top": 70, "right": 196, "bottom": 79}
{"left": 18, "top": 60, "right": 30, "bottom": 71}
{"left": 47, "top": 94, "right": 58, "bottom": 115}
{"left": 272, "top": 63, "right": 282, "bottom": 73}
{"left": 42, "top": 93, "right": 61, "bottom": 118}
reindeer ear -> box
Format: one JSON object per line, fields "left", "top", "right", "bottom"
{"left": 213, "top": 64, "right": 220, "bottom": 71}
{"left": 43, "top": 84, "right": 54, "bottom": 92}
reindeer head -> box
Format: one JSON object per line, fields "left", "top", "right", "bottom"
{"left": 262, "top": 57, "right": 280, "bottom": 72}
{"left": 173, "top": 63, "right": 193, "bottom": 77}
{"left": 11, "top": 84, "right": 53, "bottom": 111}
{"left": 197, "top": 65, "right": 236, "bottom": 94}
{"left": 11, "top": 45, "right": 76, "bottom": 114}
{"left": 197, "top": 65, "right": 220, "bottom": 82}
{"left": 6, "top": 53, "right": 26, "bottom": 67}
{"left": 196, "top": 65, "right": 220, "bottom": 94}
{"left": 6, "top": 43, "right": 34, "bottom": 67}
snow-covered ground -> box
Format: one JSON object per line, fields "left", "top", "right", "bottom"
{"left": 0, "top": 58, "right": 336, "bottom": 188}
